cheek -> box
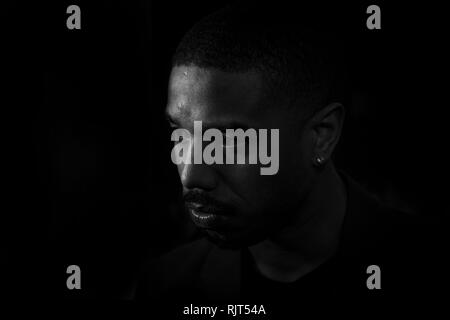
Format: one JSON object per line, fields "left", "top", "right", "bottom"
{"left": 221, "top": 165, "right": 282, "bottom": 203}
{"left": 176, "top": 163, "right": 185, "bottom": 180}
{"left": 219, "top": 164, "right": 269, "bottom": 199}
{"left": 279, "top": 133, "right": 312, "bottom": 182}
{"left": 219, "top": 164, "right": 260, "bottom": 187}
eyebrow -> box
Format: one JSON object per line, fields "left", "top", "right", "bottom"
{"left": 207, "top": 123, "right": 251, "bottom": 132}
{"left": 165, "top": 112, "right": 250, "bottom": 131}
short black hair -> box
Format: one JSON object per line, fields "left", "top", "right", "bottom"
{"left": 172, "top": 5, "right": 348, "bottom": 116}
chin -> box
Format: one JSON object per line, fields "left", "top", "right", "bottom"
{"left": 203, "top": 228, "right": 268, "bottom": 250}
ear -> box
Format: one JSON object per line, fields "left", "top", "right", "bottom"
{"left": 311, "top": 102, "right": 345, "bottom": 164}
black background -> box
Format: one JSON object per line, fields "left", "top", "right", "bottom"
{"left": 2, "top": 0, "right": 448, "bottom": 303}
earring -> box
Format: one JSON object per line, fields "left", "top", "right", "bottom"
{"left": 314, "top": 155, "right": 325, "bottom": 166}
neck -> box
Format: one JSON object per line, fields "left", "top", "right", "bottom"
{"left": 248, "top": 164, "right": 347, "bottom": 283}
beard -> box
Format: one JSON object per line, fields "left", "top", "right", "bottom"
{"left": 184, "top": 189, "right": 306, "bottom": 250}
{"left": 200, "top": 206, "right": 294, "bottom": 250}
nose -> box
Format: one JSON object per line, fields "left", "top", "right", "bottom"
{"left": 178, "top": 161, "right": 218, "bottom": 191}
{"left": 173, "top": 133, "right": 218, "bottom": 191}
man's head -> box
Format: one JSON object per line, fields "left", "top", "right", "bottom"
{"left": 166, "top": 6, "right": 347, "bottom": 248}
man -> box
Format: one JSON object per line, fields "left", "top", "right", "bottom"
{"left": 136, "top": 6, "right": 441, "bottom": 310}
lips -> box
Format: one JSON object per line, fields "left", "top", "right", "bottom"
{"left": 186, "top": 202, "right": 229, "bottom": 228}
{"left": 186, "top": 202, "right": 225, "bottom": 215}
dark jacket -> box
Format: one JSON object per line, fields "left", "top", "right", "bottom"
{"left": 136, "top": 174, "right": 443, "bottom": 310}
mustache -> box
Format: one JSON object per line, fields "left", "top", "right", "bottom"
{"left": 183, "top": 191, "right": 233, "bottom": 215}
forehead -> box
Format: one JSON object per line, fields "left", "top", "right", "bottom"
{"left": 166, "top": 66, "right": 266, "bottom": 127}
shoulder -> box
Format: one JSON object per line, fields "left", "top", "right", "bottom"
{"left": 340, "top": 172, "right": 434, "bottom": 258}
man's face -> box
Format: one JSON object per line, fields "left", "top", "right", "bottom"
{"left": 166, "top": 66, "right": 315, "bottom": 248}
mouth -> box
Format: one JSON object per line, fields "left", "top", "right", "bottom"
{"left": 186, "top": 202, "right": 230, "bottom": 229}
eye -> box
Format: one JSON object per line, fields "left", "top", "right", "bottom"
{"left": 165, "top": 114, "right": 180, "bottom": 129}
{"left": 167, "top": 121, "right": 178, "bottom": 129}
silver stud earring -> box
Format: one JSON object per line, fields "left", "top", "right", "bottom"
{"left": 314, "top": 155, "right": 325, "bottom": 166}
